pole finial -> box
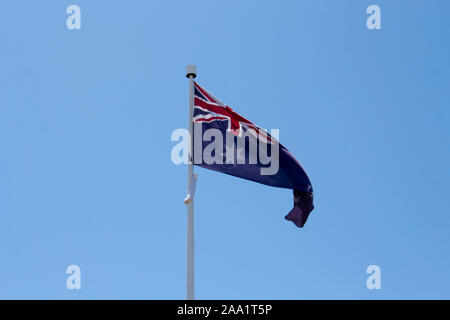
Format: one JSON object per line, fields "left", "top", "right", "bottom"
{"left": 186, "top": 65, "right": 197, "bottom": 79}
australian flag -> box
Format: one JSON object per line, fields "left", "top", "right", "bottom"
{"left": 192, "top": 82, "right": 314, "bottom": 228}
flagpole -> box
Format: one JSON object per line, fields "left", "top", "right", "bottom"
{"left": 185, "top": 65, "right": 197, "bottom": 300}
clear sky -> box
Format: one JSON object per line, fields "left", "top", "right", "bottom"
{"left": 0, "top": 1, "right": 448, "bottom": 299}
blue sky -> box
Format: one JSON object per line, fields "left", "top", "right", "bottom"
{"left": 0, "top": 1, "right": 448, "bottom": 299}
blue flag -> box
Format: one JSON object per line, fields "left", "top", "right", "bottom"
{"left": 192, "top": 82, "right": 314, "bottom": 227}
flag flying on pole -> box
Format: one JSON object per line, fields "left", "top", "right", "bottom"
{"left": 192, "top": 82, "right": 314, "bottom": 227}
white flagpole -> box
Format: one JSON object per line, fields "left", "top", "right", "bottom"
{"left": 185, "top": 65, "right": 197, "bottom": 300}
